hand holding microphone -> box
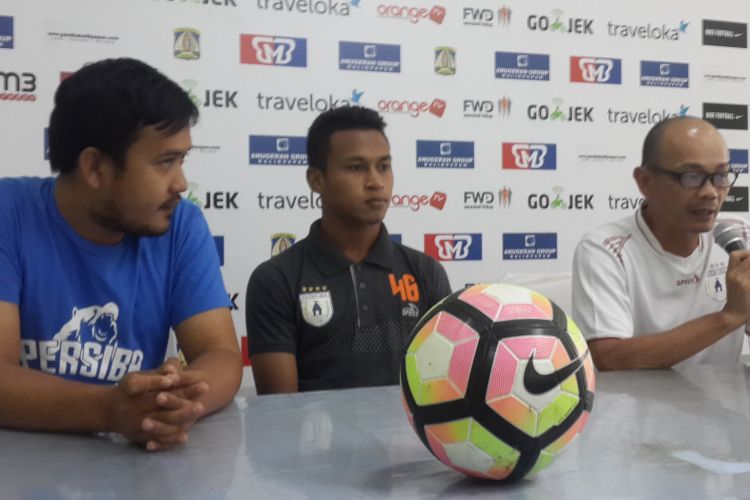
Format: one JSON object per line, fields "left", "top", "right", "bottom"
{"left": 713, "top": 223, "right": 750, "bottom": 333}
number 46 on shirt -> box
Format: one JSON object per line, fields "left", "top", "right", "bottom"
{"left": 389, "top": 273, "right": 420, "bottom": 302}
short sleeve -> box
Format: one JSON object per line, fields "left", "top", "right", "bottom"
{"left": 0, "top": 186, "right": 21, "bottom": 304}
{"left": 425, "top": 259, "right": 452, "bottom": 308}
{"left": 245, "top": 261, "right": 298, "bottom": 355}
{"left": 170, "top": 204, "right": 231, "bottom": 327}
{"left": 572, "top": 236, "right": 633, "bottom": 341}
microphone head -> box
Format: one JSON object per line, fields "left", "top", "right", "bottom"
{"left": 714, "top": 222, "right": 746, "bottom": 253}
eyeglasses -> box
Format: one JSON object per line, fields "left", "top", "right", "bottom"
{"left": 645, "top": 165, "right": 738, "bottom": 189}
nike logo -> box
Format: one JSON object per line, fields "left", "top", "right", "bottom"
{"left": 523, "top": 348, "right": 589, "bottom": 395}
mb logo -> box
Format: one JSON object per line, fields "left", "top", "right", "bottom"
{"left": 512, "top": 144, "right": 548, "bottom": 169}
{"left": 425, "top": 234, "right": 482, "bottom": 261}
{"left": 253, "top": 36, "right": 297, "bottom": 65}
{"left": 579, "top": 58, "right": 613, "bottom": 82}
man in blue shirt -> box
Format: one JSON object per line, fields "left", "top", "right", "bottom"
{"left": 0, "top": 58, "right": 242, "bottom": 450}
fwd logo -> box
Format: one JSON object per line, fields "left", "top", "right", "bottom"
{"left": 424, "top": 234, "right": 482, "bottom": 261}
{"left": 570, "top": 56, "right": 622, "bottom": 84}
{"left": 503, "top": 143, "right": 557, "bottom": 170}
{"left": 240, "top": 34, "right": 307, "bottom": 67}
{"left": 463, "top": 97, "right": 511, "bottom": 118}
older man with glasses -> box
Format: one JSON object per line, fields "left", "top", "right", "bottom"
{"left": 572, "top": 116, "right": 750, "bottom": 370}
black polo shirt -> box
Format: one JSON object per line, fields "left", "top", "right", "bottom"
{"left": 245, "top": 220, "right": 452, "bottom": 392}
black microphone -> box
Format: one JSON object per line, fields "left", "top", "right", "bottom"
{"left": 714, "top": 222, "right": 746, "bottom": 254}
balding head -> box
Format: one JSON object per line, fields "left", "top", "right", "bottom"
{"left": 641, "top": 116, "right": 725, "bottom": 168}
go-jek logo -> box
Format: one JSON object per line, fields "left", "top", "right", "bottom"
{"left": 424, "top": 234, "right": 482, "bottom": 261}
{"left": 377, "top": 4, "right": 446, "bottom": 24}
{"left": 378, "top": 97, "right": 446, "bottom": 118}
{"left": 570, "top": 56, "right": 622, "bottom": 84}
{"left": 240, "top": 34, "right": 307, "bottom": 67}
{"left": 502, "top": 143, "right": 557, "bottom": 170}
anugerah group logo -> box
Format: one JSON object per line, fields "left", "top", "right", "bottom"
{"left": 339, "top": 41, "right": 400, "bottom": 73}
{"left": 640, "top": 61, "right": 689, "bottom": 88}
{"left": 241, "top": 34, "right": 308, "bottom": 67}
{"left": 495, "top": 52, "right": 550, "bottom": 81}
{"left": 503, "top": 233, "right": 558, "bottom": 260}
{"left": 0, "top": 16, "right": 13, "bottom": 49}
{"left": 249, "top": 135, "right": 308, "bottom": 165}
{"left": 416, "top": 140, "right": 474, "bottom": 169}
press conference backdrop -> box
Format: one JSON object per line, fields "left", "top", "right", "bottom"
{"left": 0, "top": 0, "right": 748, "bottom": 384}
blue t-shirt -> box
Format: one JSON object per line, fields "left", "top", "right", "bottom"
{"left": 0, "top": 177, "right": 231, "bottom": 384}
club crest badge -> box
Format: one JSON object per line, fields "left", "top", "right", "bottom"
{"left": 705, "top": 275, "right": 727, "bottom": 302}
{"left": 173, "top": 28, "right": 201, "bottom": 60}
{"left": 271, "top": 233, "right": 296, "bottom": 257}
{"left": 300, "top": 286, "right": 333, "bottom": 327}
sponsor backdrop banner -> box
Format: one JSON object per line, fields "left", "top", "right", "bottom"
{"left": 1, "top": 0, "right": 748, "bottom": 385}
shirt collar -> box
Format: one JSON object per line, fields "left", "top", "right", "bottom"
{"left": 307, "top": 219, "right": 396, "bottom": 276}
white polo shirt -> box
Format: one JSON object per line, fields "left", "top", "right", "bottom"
{"left": 572, "top": 209, "right": 750, "bottom": 367}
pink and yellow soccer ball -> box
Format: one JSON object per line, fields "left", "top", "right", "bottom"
{"left": 401, "top": 283, "right": 595, "bottom": 481}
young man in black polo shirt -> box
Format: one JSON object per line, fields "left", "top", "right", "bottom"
{"left": 245, "top": 106, "right": 452, "bottom": 393}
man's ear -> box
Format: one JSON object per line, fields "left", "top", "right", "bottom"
{"left": 77, "top": 147, "right": 111, "bottom": 190}
{"left": 633, "top": 166, "right": 652, "bottom": 198}
{"left": 306, "top": 167, "right": 325, "bottom": 194}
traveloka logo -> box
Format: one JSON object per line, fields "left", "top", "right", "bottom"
{"left": 377, "top": 97, "right": 445, "bottom": 118}
{"left": 339, "top": 41, "right": 400, "bottom": 73}
{"left": 240, "top": 34, "right": 307, "bottom": 67}
{"left": 416, "top": 140, "right": 474, "bottom": 169}
{"left": 463, "top": 96, "right": 511, "bottom": 119}
{"left": 527, "top": 98, "right": 594, "bottom": 122}
{"left": 463, "top": 6, "right": 511, "bottom": 28}
{"left": 495, "top": 52, "right": 550, "bottom": 81}
{"left": 249, "top": 135, "right": 307, "bottom": 165}
{"left": 0, "top": 16, "right": 13, "bottom": 49}
{"left": 391, "top": 192, "right": 447, "bottom": 211}
{"left": 257, "top": 191, "right": 321, "bottom": 210}
{"left": 503, "top": 233, "right": 558, "bottom": 260}
{"left": 608, "top": 20, "right": 688, "bottom": 41}
{"left": 424, "top": 234, "right": 482, "bottom": 261}
{"left": 608, "top": 104, "right": 689, "bottom": 125}
{"left": 570, "top": 56, "right": 622, "bottom": 84}
{"left": 607, "top": 195, "right": 643, "bottom": 210}
{"left": 502, "top": 143, "right": 557, "bottom": 170}
{"left": 640, "top": 61, "right": 689, "bottom": 88}
{"left": 527, "top": 186, "right": 594, "bottom": 210}
{"left": 729, "top": 149, "right": 749, "bottom": 174}
{"left": 464, "top": 187, "right": 512, "bottom": 209}
{"left": 214, "top": 236, "right": 225, "bottom": 266}
{"left": 527, "top": 9, "right": 594, "bottom": 35}
{"left": 703, "top": 20, "right": 747, "bottom": 48}
{"left": 377, "top": 4, "right": 446, "bottom": 24}
{"left": 271, "top": 233, "right": 296, "bottom": 257}
{"left": 256, "top": 0, "right": 356, "bottom": 16}
{"left": 255, "top": 90, "right": 353, "bottom": 112}
{"left": 703, "top": 103, "right": 748, "bottom": 130}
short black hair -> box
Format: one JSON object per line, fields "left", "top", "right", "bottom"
{"left": 641, "top": 115, "right": 701, "bottom": 167}
{"left": 306, "top": 105, "right": 387, "bottom": 170}
{"left": 49, "top": 57, "right": 199, "bottom": 175}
